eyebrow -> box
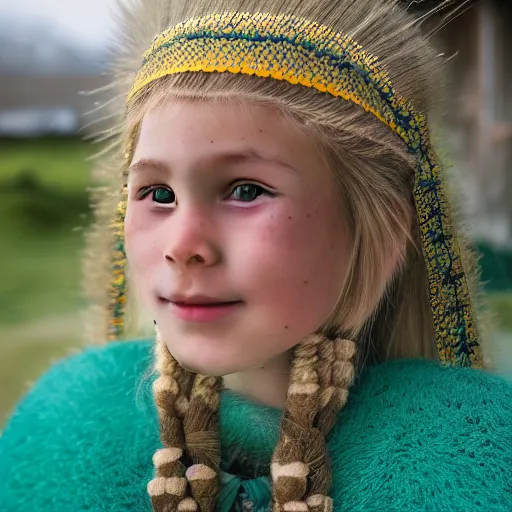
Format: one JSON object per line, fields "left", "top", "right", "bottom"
{"left": 128, "top": 158, "right": 170, "bottom": 177}
{"left": 127, "top": 149, "right": 296, "bottom": 176}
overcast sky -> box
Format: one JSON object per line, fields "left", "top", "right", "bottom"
{"left": 0, "top": 0, "right": 118, "bottom": 48}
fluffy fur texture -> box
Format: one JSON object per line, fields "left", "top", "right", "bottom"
{"left": 1, "top": 341, "right": 511, "bottom": 511}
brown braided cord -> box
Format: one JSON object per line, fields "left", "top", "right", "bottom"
{"left": 182, "top": 374, "right": 222, "bottom": 511}
{"left": 271, "top": 334, "right": 356, "bottom": 512}
{"left": 149, "top": 330, "right": 222, "bottom": 511}
{"left": 309, "top": 337, "right": 356, "bottom": 512}
{"left": 272, "top": 334, "right": 323, "bottom": 511}
{"left": 316, "top": 339, "right": 356, "bottom": 437}
{"left": 149, "top": 333, "right": 193, "bottom": 511}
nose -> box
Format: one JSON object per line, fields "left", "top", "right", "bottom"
{"left": 163, "top": 205, "right": 220, "bottom": 268}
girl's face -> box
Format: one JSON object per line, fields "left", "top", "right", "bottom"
{"left": 125, "top": 100, "right": 349, "bottom": 376}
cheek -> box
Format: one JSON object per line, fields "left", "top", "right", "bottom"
{"left": 124, "top": 207, "right": 160, "bottom": 286}
{"left": 240, "top": 202, "right": 349, "bottom": 325}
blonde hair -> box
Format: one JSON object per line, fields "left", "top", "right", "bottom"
{"left": 84, "top": 0, "right": 485, "bottom": 510}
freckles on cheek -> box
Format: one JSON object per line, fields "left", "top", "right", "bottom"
{"left": 261, "top": 209, "right": 319, "bottom": 249}
{"left": 258, "top": 206, "right": 344, "bottom": 284}
{"left": 252, "top": 209, "right": 322, "bottom": 281}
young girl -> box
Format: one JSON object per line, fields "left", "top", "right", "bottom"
{"left": 1, "top": 0, "right": 511, "bottom": 510}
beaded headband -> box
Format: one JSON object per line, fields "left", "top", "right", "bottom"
{"left": 109, "top": 11, "right": 482, "bottom": 367}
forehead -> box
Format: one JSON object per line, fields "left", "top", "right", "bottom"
{"left": 132, "top": 99, "right": 322, "bottom": 168}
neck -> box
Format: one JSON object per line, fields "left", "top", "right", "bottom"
{"left": 222, "top": 351, "right": 292, "bottom": 409}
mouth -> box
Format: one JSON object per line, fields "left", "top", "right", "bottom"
{"left": 165, "top": 293, "right": 242, "bottom": 305}
{"left": 158, "top": 297, "right": 243, "bottom": 323}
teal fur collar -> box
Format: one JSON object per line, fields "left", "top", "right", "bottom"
{"left": 1, "top": 340, "right": 510, "bottom": 511}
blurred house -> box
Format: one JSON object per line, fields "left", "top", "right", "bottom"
{"left": 0, "top": 75, "right": 108, "bottom": 137}
{"left": 0, "top": 17, "right": 108, "bottom": 137}
{"left": 434, "top": 0, "right": 512, "bottom": 247}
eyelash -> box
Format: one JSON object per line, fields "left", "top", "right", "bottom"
{"left": 137, "top": 182, "right": 273, "bottom": 204}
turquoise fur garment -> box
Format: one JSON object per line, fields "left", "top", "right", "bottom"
{"left": 0, "top": 340, "right": 511, "bottom": 511}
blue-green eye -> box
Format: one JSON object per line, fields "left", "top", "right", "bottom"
{"left": 152, "top": 187, "right": 174, "bottom": 204}
{"left": 231, "top": 184, "right": 265, "bottom": 202}
{"left": 139, "top": 186, "right": 175, "bottom": 204}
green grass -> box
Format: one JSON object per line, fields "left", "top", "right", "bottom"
{"left": 0, "top": 231, "right": 86, "bottom": 324}
{"left": 0, "top": 137, "right": 93, "bottom": 192}
{"left": 0, "top": 137, "right": 94, "bottom": 424}
{"left": 0, "top": 137, "right": 94, "bottom": 324}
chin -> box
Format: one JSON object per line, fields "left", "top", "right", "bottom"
{"left": 175, "top": 358, "right": 237, "bottom": 377}
{"left": 171, "top": 349, "right": 245, "bottom": 377}
{"left": 159, "top": 330, "right": 266, "bottom": 377}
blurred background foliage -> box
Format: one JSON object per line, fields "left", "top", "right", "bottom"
{"left": 0, "top": 0, "right": 511, "bottom": 426}
{"left": 0, "top": 138, "right": 93, "bottom": 423}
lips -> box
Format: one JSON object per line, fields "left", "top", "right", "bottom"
{"left": 160, "top": 294, "right": 241, "bottom": 306}
{"left": 160, "top": 297, "right": 243, "bottom": 322}
{"left": 173, "top": 301, "right": 239, "bottom": 306}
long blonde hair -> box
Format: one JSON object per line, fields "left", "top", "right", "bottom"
{"left": 85, "top": 0, "right": 485, "bottom": 510}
